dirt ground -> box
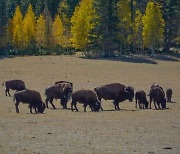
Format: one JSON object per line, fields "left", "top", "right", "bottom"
{"left": 0, "top": 54, "right": 179, "bottom": 154}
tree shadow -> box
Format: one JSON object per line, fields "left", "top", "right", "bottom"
{"left": 81, "top": 53, "right": 180, "bottom": 64}
{"left": 0, "top": 55, "right": 15, "bottom": 60}
{"left": 81, "top": 55, "right": 158, "bottom": 64}
{"left": 150, "top": 54, "right": 179, "bottom": 62}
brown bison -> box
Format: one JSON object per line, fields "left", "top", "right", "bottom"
{"left": 2, "top": 79, "right": 26, "bottom": 96}
{"left": 71, "top": 90, "right": 102, "bottom": 112}
{"left": 135, "top": 90, "right": 149, "bottom": 109}
{"left": 94, "top": 83, "right": 134, "bottom": 110}
{"left": 149, "top": 84, "right": 166, "bottom": 109}
{"left": 166, "top": 88, "right": 173, "bottom": 103}
{"left": 45, "top": 82, "right": 72, "bottom": 109}
{"left": 13, "top": 89, "right": 46, "bottom": 113}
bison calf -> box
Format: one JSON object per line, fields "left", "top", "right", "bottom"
{"left": 135, "top": 90, "right": 149, "bottom": 109}
{"left": 166, "top": 88, "right": 173, "bottom": 103}
{"left": 2, "top": 79, "right": 26, "bottom": 96}
{"left": 71, "top": 90, "right": 101, "bottom": 112}
{"left": 14, "top": 89, "right": 46, "bottom": 113}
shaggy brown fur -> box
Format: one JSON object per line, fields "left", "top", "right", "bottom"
{"left": 135, "top": 90, "right": 149, "bottom": 109}
{"left": 94, "top": 83, "right": 134, "bottom": 110}
{"left": 166, "top": 88, "right": 173, "bottom": 103}
{"left": 2, "top": 80, "right": 26, "bottom": 96}
{"left": 71, "top": 90, "right": 101, "bottom": 112}
{"left": 149, "top": 84, "right": 166, "bottom": 109}
{"left": 14, "top": 89, "right": 45, "bottom": 113}
{"left": 45, "top": 83, "right": 72, "bottom": 109}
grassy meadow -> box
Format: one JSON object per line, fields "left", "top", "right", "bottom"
{"left": 0, "top": 54, "right": 179, "bottom": 153}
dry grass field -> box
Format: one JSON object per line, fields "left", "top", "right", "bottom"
{"left": 0, "top": 54, "right": 179, "bottom": 154}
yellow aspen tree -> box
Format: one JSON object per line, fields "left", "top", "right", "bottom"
{"left": 142, "top": 2, "right": 165, "bottom": 55}
{"left": 132, "top": 10, "right": 143, "bottom": 52}
{"left": 23, "top": 4, "right": 36, "bottom": 49}
{"left": 52, "top": 14, "right": 64, "bottom": 46}
{"left": 71, "top": 0, "right": 96, "bottom": 51}
{"left": 12, "top": 6, "right": 23, "bottom": 49}
{"left": 35, "top": 14, "right": 46, "bottom": 48}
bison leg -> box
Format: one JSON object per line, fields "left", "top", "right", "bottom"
{"left": 113, "top": 101, "right": 120, "bottom": 110}
{"left": 71, "top": 100, "right": 78, "bottom": 112}
{"left": 138, "top": 101, "right": 142, "bottom": 109}
{"left": 45, "top": 98, "right": 49, "bottom": 108}
{"left": 83, "top": 104, "right": 88, "bottom": 112}
{"left": 5, "top": 88, "right": 11, "bottom": 96}
{"left": 154, "top": 101, "right": 158, "bottom": 109}
{"left": 149, "top": 97, "right": 152, "bottom": 109}
{"left": 135, "top": 99, "right": 138, "bottom": 109}
{"left": 49, "top": 98, "right": 56, "bottom": 109}
{"left": 61, "top": 98, "right": 68, "bottom": 109}
{"left": 29, "top": 105, "right": 33, "bottom": 113}
{"left": 15, "top": 101, "right": 20, "bottom": 113}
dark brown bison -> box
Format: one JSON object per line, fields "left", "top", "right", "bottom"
{"left": 149, "top": 84, "right": 166, "bottom": 109}
{"left": 13, "top": 89, "right": 46, "bottom": 113}
{"left": 45, "top": 83, "right": 72, "bottom": 109}
{"left": 71, "top": 90, "right": 102, "bottom": 112}
{"left": 2, "top": 80, "right": 26, "bottom": 96}
{"left": 135, "top": 90, "right": 149, "bottom": 109}
{"left": 94, "top": 83, "right": 134, "bottom": 110}
{"left": 166, "top": 88, "right": 173, "bottom": 103}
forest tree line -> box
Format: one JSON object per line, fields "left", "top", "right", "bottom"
{"left": 0, "top": 0, "right": 179, "bottom": 57}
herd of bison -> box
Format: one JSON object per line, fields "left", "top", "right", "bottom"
{"left": 2, "top": 79, "right": 173, "bottom": 114}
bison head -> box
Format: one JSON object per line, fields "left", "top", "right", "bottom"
{"left": 92, "top": 101, "right": 101, "bottom": 112}
{"left": 124, "top": 86, "right": 134, "bottom": 102}
{"left": 144, "top": 100, "right": 149, "bottom": 109}
{"left": 38, "top": 102, "right": 46, "bottom": 113}
{"left": 63, "top": 83, "right": 73, "bottom": 100}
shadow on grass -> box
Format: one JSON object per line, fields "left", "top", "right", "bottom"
{"left": 82, "top": 55, "right": 158, "bottom": 64}
{"left": 81, "top": 53, "right": 180, "bottom": 64}
{"left": 0, "top": 55, "right": 15, "bottom": 60}
{"left": 150, "top": 54, "right": 179, "bottom": 62}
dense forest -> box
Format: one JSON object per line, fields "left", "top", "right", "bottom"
{"left": 0, "top": 0, "right": 179, "bottom": 57}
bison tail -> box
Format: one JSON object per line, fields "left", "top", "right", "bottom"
{"left": 2, "top": 82, "right": 5, "bottom": 86}
{"left": 13, "top": 96, "right": 16, "bottom": 103}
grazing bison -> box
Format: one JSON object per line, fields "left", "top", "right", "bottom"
{"left": 149, "top": 84, "right": 166, "bottom": 109}
{"left": 13, "top": 89, "right": 46, "bottom": 113}
{"left": 166, "top": 88, "right": 173, "bottom": 103}
{"left": 94, "top": 83, "right": 134, "bottom": 110}
{"left": 71, "top": 90, "right": 101, "bottom": 112}
{"left": 2, "top": 80, "right": 26, "bottom": 96}
{"left": 45, "top": 83, "right": 72, "bottom": 109}
{"left": 135, "top": 90, "right": 149, "bottom": 109}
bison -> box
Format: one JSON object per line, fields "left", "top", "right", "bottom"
{"left": 166, "top": 88, "right": 173, "bottom": 103}
{"left": 45, "top": 82, "right": 72, "bottom": 109}
{"left": 135, "top": 90, "right": 149, "bottom": 109}
{"left": 94, "top": 83, "right": 134, "bottom": 110}
{"left": 71, "top": 90, "right": 102, "bottom": 112}
{"left": 148, "top": 84, "right": 166, "bottom": 109}
{"left": 2, "top": 79, "right": 26, "bottom": 96}
{"left": 13, "top": 89, "right": 46, "bottom": 113}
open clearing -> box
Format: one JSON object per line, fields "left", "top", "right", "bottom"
{"left": 0, "top": 54, "right": 180, "bottom": 154}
